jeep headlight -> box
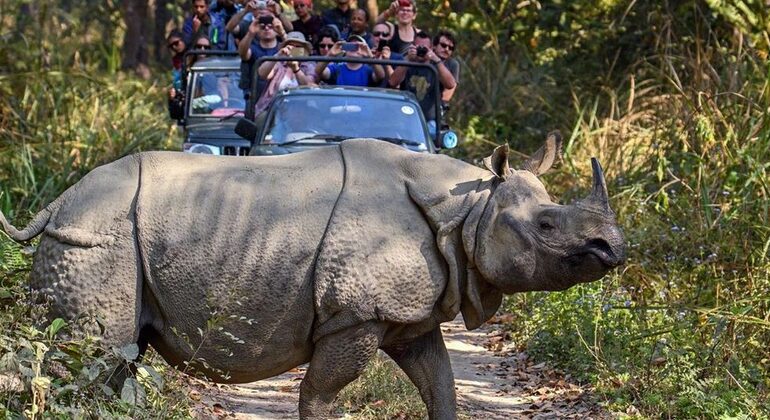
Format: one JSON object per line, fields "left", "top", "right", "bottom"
{"left": 183, "top": 143, "right": 221, "bottom": 155}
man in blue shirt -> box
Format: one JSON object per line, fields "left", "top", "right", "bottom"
{"left": 238, "top": 14, "right": 284, "bottom": 99}
{"left": 315, "top": 35, "right": 384, "bottom": 87}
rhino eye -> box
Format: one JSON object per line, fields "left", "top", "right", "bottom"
{"left": 539, "top": 220, "right": 555, "bottom": 231}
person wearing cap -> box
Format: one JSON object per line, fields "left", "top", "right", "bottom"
{"left": 315, "top": 35, "right": 384, "bottom": 87}
{"left": 254, "top": 31, "right": 316, "bottom": 114}
{"left": 290, "top": 0, "right": 322, "bottom": 46}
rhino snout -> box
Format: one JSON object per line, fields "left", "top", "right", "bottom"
{"left": 583, "top": 237, "right": 626, "bottom": 268}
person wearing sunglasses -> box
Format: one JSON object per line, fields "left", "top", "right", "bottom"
{"left": 432, "top": 30, "right": 459, "bottom": 104}
{"left": 389, "top": 30, "right": 456, "bottom": 133}
{"left": 370, "top": 22, "right": 402, "bottom": 88}
{"left": 314, "top": 26, "right": 339, "bottom": 56}
{"left": 166, "top": 30, "right": 188, "bottom": 120}
{"left": 290, "top": 0, "right": 322, "bottom": 46}
{"left": 166, "top": 30, "right": 188, "bottom": 90}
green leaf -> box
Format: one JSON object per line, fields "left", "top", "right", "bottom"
{"left": 46, "top": 318, "right": 67, "bottom": 340}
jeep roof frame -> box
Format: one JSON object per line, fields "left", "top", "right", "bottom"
{"left": 180, "top": 50, "right": 241, "bottom": 93}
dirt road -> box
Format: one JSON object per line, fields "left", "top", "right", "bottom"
{"left": 189, "top": 317, "right": 609, "bottom": 419}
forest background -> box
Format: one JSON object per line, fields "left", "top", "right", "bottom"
{"left": 0, "top": 0, "right": 768, "bottom": 418}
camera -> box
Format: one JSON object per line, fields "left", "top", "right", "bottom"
{"left": 416, "top": 46, "right": 428, "bottom": 57}
{"left": 258, "top": 15, "right": 273, "bottom": 25}
{"left": 398, "top": 0, "right": 411, "bottom": 7}
{"left": 256, "top": 0, "right": 267, "bottom": 9}
{"left": 377, "top": 39, "right": 388, "bottom": 52}
{"left": 341, "top": 42, "right": 358, "bottom": 52}
{"left": 289, "top": 47, "right": 306, "bottom": 57}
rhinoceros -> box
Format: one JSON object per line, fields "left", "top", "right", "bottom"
{"left": 1, "top": 136, "right": 625, "bottom": 419}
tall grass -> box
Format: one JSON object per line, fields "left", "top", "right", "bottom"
{"left": 0, "top": 71, "right": 176, "bottom": 217}
{"left": 435, "top": 1, "right": 770, "bottom": 417}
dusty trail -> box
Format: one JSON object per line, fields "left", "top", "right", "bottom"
{"left": 189, "top": 317, "right": 609, "bottom": 419}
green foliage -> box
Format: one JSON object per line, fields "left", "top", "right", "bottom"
{"left": 336, "top": 352, "right": 426, "bottom": 419}
{"left": 0, "top": 71, "right": 176, "bottom": 216}
{"left": 0, "top": 0, "right": 768, "bottom": 418}
{"left": 472, "top": 1, "right": 770, "bottom": 417}
{"left": 0, "top": 237, "right": 191, "bottom": 417}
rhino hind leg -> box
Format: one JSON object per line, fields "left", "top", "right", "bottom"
{"left": 299, "top": 322, "right": 387, "bottom": 419}
{"left": 31, "top": 231, "right": 143, "bottom": 350}
{"left": 383, "top": 327, "right": 457, "bottom": 419}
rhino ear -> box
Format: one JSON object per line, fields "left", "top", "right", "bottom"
{"left": 523, "top": 130, "right": 563, "bottom": 176}
{"left": 483, "top": 144, "right": 511, "bottom": 180}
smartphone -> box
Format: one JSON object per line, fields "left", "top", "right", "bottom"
{"left": 290, "top": 47, "right": 305, "bottom": 57}
{"left": 377, "top": 39, "right": 388, "bottom": 52}
{"left": 256, "top": 0, "right": 267, "bottom": 9}
{"left": 341, "top": 42, "right": 358, "bottom": 52}
{"left": 398, "top": 0, "right": 411, "bottom": 7}
{"left": 258, "top": 15, "right": 273, "bottom": 25}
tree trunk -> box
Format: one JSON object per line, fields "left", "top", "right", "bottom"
{"left": 121, "top": 0, "right": 151, "bottom": 78}
{"left": 154, "top": 0, "right": 172, "bottom": 63}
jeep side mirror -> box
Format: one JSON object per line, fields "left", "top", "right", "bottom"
{"left": 439, "top": 130, "right": 459, "bottom": 149}
{"left": 235, "top": 118, "right": 259, "bottom": 142}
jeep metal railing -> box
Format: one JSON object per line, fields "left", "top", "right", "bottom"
{"left": 249, "top": 56, "right": 443, "bottom": 147}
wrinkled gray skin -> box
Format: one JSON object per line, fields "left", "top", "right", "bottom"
{"left": 1, "top": 137, "right": 625, "bottom": 419}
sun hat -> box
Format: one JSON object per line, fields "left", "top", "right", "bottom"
{"left": 279, "top": 31, "right": 313, "bottom": 54}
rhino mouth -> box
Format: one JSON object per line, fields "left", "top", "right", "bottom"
{"left": 570, "top": 239, "right": 623, "bottom": 269}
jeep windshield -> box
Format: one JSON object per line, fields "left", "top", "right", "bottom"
{"left": 188, "top": 69, "right": 246, "bottom": 118}
{"left": 261, "top": 94, "right": 430, "bottom": 152}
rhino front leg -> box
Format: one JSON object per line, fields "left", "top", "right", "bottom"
{"left": 299, "top": 321, "right": 386, "bottom": 419}
{"left": 383, "top": 327, "right": 457, "bottom": 420}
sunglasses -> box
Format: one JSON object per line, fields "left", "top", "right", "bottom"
{"left": 438, "top": 41, "right": 454, "bottom": 51}
{"left": 259, "top": 24, "right": 274, "bottom": 29}
{"left": 195, "top": 44, "right": 210, "bottom": 49}
{"left": 372, "top": 31, "right": 390, "bottom": 37}
{"left": 167, "top": 39, "right": 182, "bottom": 49}
{"left": 318, "top": 43, "right": 334, "bottom": 49}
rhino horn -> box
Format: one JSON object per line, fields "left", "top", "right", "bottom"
{"left": 585, "top": 158, "right": 611, "bottom": 212}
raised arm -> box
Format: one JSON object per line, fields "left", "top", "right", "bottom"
{"left": 428, "top": 51, "right": 456, "bottom": 90}
{"left": 376, "top": 1, "right": 399, "bottom": 23}
{"left": 239, "top": 20, "right": 259, "bottom": 61}
{"left": 227, "top": 4, "right": 253, "bottom": 34}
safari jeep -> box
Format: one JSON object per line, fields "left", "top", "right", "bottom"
{"left": 174, "top": 51, "right": 250, "bottom": 155}
{"left": 177, "top": 53, "right": 458, "bottom": 156}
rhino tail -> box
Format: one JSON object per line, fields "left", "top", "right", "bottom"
{"left": 0, "top": 205, "right": 55, "bottom": 242}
